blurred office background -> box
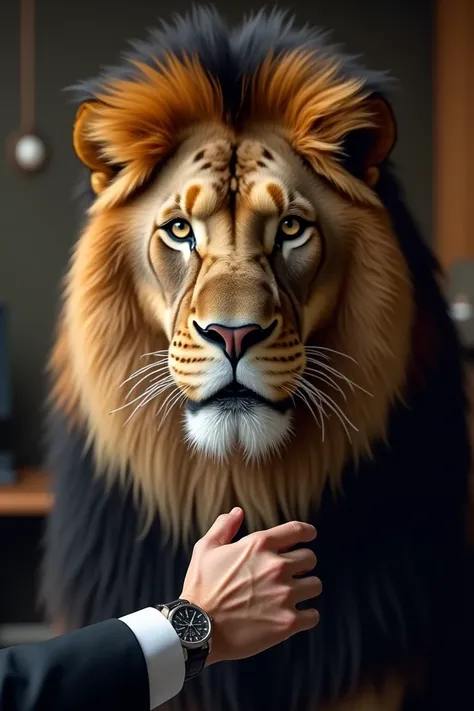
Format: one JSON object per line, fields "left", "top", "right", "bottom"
{"left": 0, "top": 0, "right": 472, "bottom": 645}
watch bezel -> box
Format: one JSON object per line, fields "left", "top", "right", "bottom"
{"left": 168, "top": 602, "right": 212, "bottom": 650}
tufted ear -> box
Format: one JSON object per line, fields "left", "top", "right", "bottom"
{"left": 363, "top": 96, "right": 397, "bottom": 186}
{"left": 72, "top": 101, "right": 116, "bottom": 195}
{"left": 69, "top": 56, "right": 225, "bottom": 211}
{"left": 343, "top": 95, "right": 397, "bottom": 188}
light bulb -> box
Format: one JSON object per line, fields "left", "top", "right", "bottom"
{"left": 450, "top": 294, "right": 473, "bottom": 322}
{"left": 14, "top": 133, "right": 47, "bottom": 172}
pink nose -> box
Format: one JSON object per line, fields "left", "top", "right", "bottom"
{"left": 202, "top": 324, "right": 266, "bottom": 361}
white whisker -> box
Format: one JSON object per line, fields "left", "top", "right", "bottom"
{"left": 112, "top": 380, "right": 173, "bottom": 417}
{"left": 120, "top": 358, "right": 169, "bottom": 386}
{"left": 305, "top": 357, "right": 372, "bottom": 397}
{"left": 124, "top": 366, "right": 171, "bottom": 401}
{"left": 138, "top": 378, "right": 175, "bottom": 409}
{"left": 305, "top": 345, "right": 359, "bottom": 365}
{"left": 122, "top": 381, "right": 175, "bottom": 425}
{"left": 297, "top": 376, "right": 358, "bottom": 443}
{"left": 304, "top": 349, "right": 331, "bottom": 361}
{"left": 163, "top": 388, "right": 190, "bottom": 420}
{"left": 157, "top": 387, "right": 191, "bottom": 431}
{"left": 111, "top": 376, "right": 174, "bottom": 414}
{"left": 302, "top": 376, "right": 357, "bottom": 427}
{"left": 301, "top": 388, "right": 349, "bottom": 442}
{"left": 140, "top": 349, "right": 170, "bottom": 359}
{"left": 304, "top": 366, "right": 348, "bottom": 401}
{"left": 156, "top": 387, "right": 181, "bottom": 420}
{"left": 295, "top": 380, "right": 326, "bottom": 419}
{"left": 284, "top": 383, "right": 326, "bottom": 441}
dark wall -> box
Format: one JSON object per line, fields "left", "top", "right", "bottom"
{"left": 0, "top": 0, "right": 432, "bottom": 622}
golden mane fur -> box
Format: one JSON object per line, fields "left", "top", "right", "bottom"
{"left": 50, "top": 49, "right": 413, "bottom": 544}
{"left": 75, "top": 49, "right": 382, "bottom": 214}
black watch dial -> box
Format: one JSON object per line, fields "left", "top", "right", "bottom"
{"left": 170, "top": 604, "right": 210, "bottom": 645}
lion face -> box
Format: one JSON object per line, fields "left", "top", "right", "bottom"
{"left": 52, "top": 42, "right": 415, "bottom": 536}
{"left": 126, "top": 124, "right": 352, "bottom": 459}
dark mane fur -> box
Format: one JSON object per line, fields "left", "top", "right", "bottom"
{"left": 71, "top": 6, "right": 391, "bottom": 104}
{"left": 41, "top": 7, "right": 474, "bottom": 711}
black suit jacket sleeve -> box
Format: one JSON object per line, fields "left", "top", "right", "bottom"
{"left": 0, "top": 619, "right": 149, "bottom": 711}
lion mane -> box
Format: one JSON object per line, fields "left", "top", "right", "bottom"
{"left": 41, "top": 7, "right": 473, "bottom": 711}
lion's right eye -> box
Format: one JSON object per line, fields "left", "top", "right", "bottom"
{"left": 170, "top": 220, "right": 191, "bottom": 239}
{"left": 161, "top": 219, "right": 196, "bottom": 249}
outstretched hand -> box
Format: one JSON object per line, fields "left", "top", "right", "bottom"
{"left": 181, "top": 508, "right": 321, "bottom": 665}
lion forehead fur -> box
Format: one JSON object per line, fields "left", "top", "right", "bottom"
{"left": 51, "top": 9, "right": 414, "bottom": 541}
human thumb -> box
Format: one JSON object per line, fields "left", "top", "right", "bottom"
{"left": 202, "top": 507, "right": 244, "bottom": 547}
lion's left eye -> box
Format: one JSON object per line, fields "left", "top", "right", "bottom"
{"left": 276, "top": 216, "right": 312, "bottom": 246}
{"left": 280, "top": 217, "right": 303, "bottom": 237}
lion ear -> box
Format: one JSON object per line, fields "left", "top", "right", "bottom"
{"left": 363, "top": 96, "right": 397, "bottom": 185}
{"left": 73, "top": 101, "right": 115, "bottom": 195}
{"left": 344, "top": 95, "right": 397, "bottom": 188}
{"left": 360, "top": 96, "right": 397, "bottom": 187}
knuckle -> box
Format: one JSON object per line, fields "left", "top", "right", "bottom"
{"left": 269, "top": 557, "right": 286, "bottom": 578}
{"left": 299, "top": 609, "right": 320, "bottom": 631}
{"left": 279, "top": 610, "right": 297, "bottom": 633}
{"left": 193, "top": 538, "right": 205, "bottom": 554}
{"left": 280, "top": 584, "right": 293, "bottom": 604}
{"left": 250, "top": 530, "right": 268, "bottom": 551}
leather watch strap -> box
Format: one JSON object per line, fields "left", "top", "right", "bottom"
{"left": 161, "top": 599, "right": 188, "bottom": 611}
{"left": 184, "top": 644, "right": 208, "bottom": 680}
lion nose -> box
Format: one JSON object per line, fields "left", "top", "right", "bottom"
{"left": 195, "top": 321, "right": 276, "bottom": 362}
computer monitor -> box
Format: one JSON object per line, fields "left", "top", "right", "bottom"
{"left": 0, "top": 303, "right": 14, "bottom": 484}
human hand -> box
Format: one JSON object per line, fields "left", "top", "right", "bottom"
{"left": 180, "top": 507, "right": 321, "bottom": 665}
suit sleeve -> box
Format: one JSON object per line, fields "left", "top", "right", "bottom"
{"left": 0, "top": 617, "right": 165, "bottom": 711}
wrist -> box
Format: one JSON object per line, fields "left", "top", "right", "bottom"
{"left": 205, "top": 649, "right": 218, "bottom": 666}
{"left": 179, "top": 590, "right": 220, "bottom": 666}
{"left": 159, "top": 597, "right": 213, "bottom": 679}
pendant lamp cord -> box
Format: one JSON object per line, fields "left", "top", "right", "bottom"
{"left": 20, "top": 0, "right": 35, "bottom": 133}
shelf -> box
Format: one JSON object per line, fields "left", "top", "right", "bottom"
{"left": 0, "top": 468, "right": 53, "bottom": 516}
{"left": 0, "top": 624, "right": 53, "bottom": 647}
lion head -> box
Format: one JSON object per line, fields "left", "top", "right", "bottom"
{"left": 50, "top": 8, "right": 413, "bottom": 540}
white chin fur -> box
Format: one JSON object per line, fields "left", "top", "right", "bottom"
{"left": 183, "top": 402, "right": 293, "bottom": 461}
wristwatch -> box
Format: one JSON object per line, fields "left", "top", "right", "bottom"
{"left": 156, "top": 599, "right": 212, "bottom": 681}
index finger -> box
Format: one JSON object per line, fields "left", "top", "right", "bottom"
{"left": 261, "top": 521, "right": 317, "bottom": 551}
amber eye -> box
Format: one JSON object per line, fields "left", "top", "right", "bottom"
{"left": 274, "top": 215, "right": 315, "bottom": 252}
{"left": 160, "top": 218, "right": 196, "bottom": 250}
{"left": 280, "top": 217, "right": 302, "bottom": 237}
{"left": 170, "top": 220, "right": 192, "bottom": 239}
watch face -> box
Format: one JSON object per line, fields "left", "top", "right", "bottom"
{"left": 170, "top": 604, "right": 211, "bottom": 647}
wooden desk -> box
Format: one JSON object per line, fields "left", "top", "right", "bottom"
{"left": 0, "top": 469, "right": 52, "bottom": 516}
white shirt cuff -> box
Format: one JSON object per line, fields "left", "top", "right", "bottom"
{"left": 120, "top": 607, "right": 185, "bottom": 709}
